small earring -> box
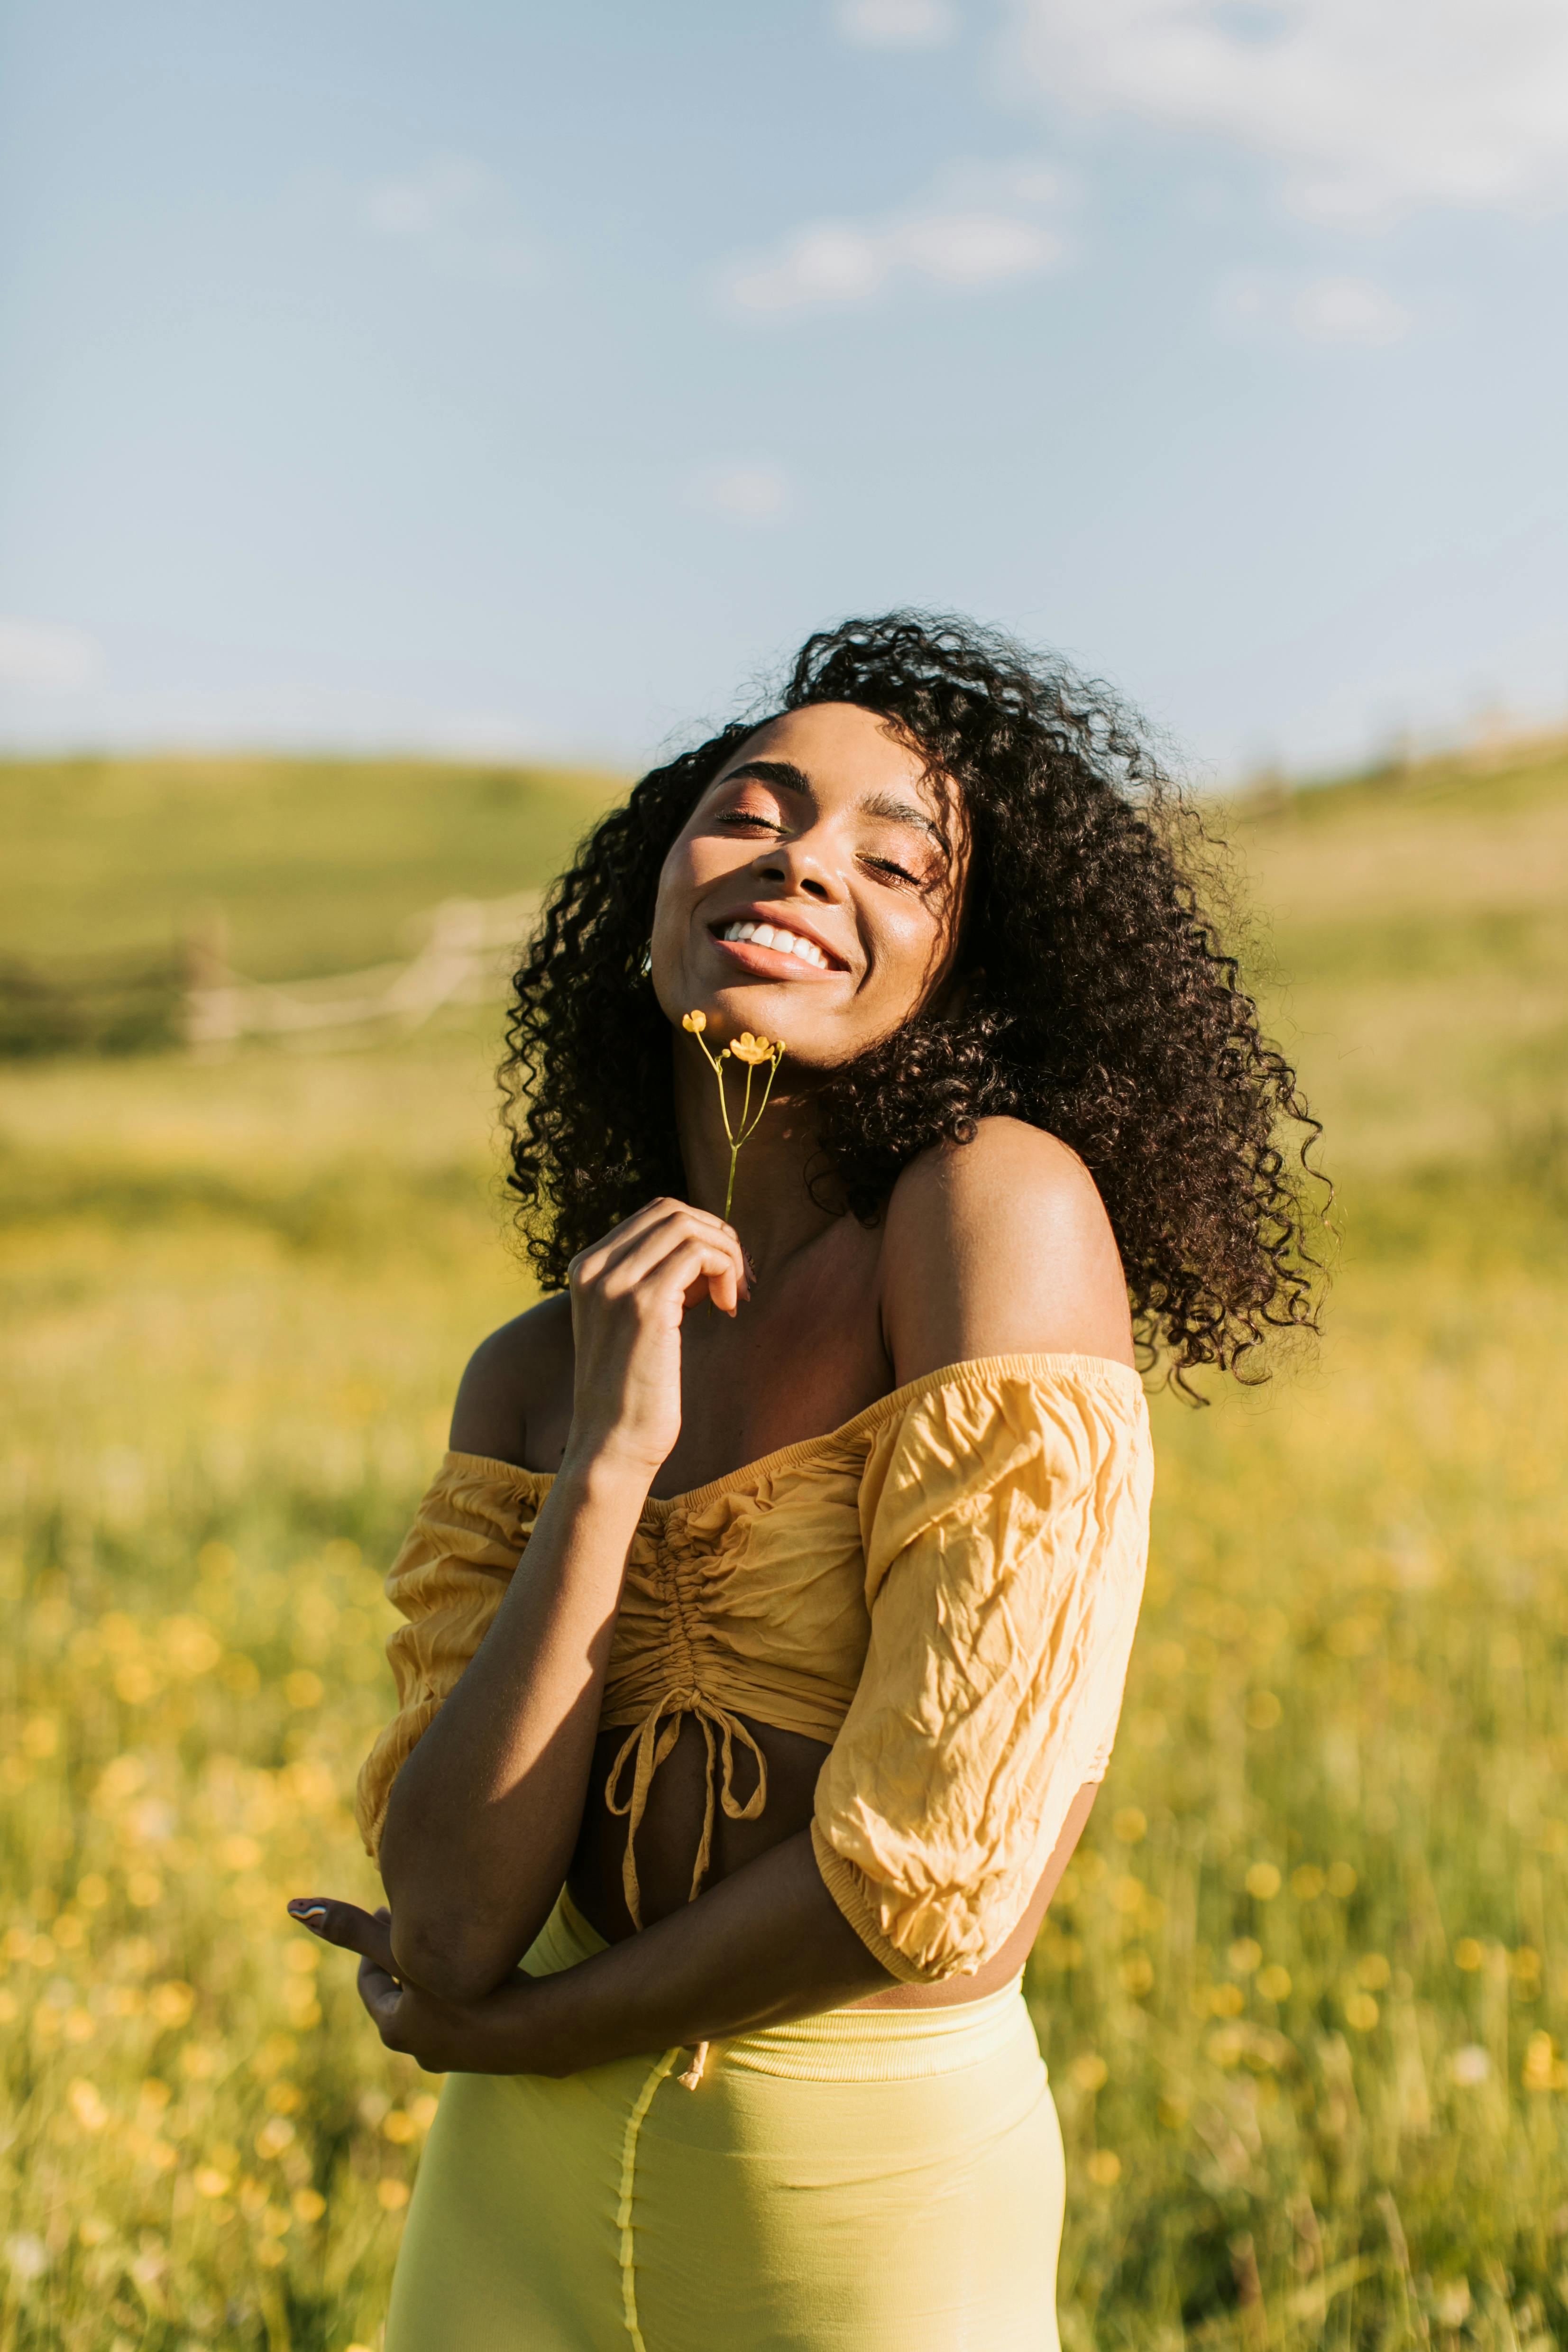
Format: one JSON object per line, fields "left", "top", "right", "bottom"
{"left": 640, "top": 943, "right": 653, "bottom": 978}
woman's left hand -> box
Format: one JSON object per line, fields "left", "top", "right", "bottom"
{"left": 287, "top": 1896, "right": 477, "bottom": 2071}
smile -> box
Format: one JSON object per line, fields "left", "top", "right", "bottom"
{"left": 716, "top": 919, "right": 835, "bottom": 971}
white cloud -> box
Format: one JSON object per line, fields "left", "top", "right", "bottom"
{"left": 836, "top": 0, "right": 958, "bottom": 47}
{"left": 0, "top": 618, "right": 101, "bottom": 692}
{"left": 724, "top": 159, "right": 1066, "bottom": 316}
{"left": 361, "top": 156, "right": 538, "bottom": 284}
{"left": 1291, "top": 274, "right": 1414, "bottom": 344}
{"left": 692, "top": 464, "right": 793, "bottom": 524}
{"left": 1013, "top": 0, "right": 1568, "bottom": 225}
{"left": 1216, "top": 268, "right": 1416, "bottom": 344}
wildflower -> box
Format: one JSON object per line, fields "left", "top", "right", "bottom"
{"left": 1522, "top": 2030, "right": 1558, "bottom": 2091}
{"left": 683, "top": 1011, "right": 788, "bottom": 1223}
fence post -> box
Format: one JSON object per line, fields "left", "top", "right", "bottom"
{"left": 182, "top": 907, "right": 238, "bottom": 1059}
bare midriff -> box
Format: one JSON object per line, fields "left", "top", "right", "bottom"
{"left": 568, "top": 1712, "right": 1072, "bottom": 2011}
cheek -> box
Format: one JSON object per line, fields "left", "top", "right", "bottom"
{"left": 864, "top": 902, "right": 954, "bottom": 1001}
{"left": 655, "top": 835, "right": 757, "bottom": 934}
{"left": 651, "top": 840, "right": 700, "bottom": 936}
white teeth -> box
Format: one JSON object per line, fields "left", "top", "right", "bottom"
{"left": 721, "top": 919, "right": 829, "bottom": 967}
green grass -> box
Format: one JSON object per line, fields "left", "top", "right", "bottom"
{"left": 0, "top": 753, "right": 620, "bottom": 979}
{"left": 0, "top": 738, "right": 1566, "bottom": 2348}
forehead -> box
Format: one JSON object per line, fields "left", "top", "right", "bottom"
{"left": 719, "top": 702, "right": 935, "bottom": 809}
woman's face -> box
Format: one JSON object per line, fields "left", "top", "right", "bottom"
{"left": 651, "top": 701, "right": 965, "bottom": 1071}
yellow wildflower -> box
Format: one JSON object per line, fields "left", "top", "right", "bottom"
{"left": 682, "top": 1012, "right": 787, "bottom": 1224}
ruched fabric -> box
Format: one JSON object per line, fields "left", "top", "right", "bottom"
{"left": 355, "top": 1353, "right": 1152, "bottom": 1979}
{"left": 810, "top": 1360, "right": 1153, "bottom": 1983}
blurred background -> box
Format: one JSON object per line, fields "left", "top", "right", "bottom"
{"left": 1, "top": 5, "right": 1566, "bottom": 2349}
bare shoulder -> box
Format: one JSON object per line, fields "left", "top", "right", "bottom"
{"left": 448, "top": 1292, "right": 574, "bottom": 1467}
{"left": 880, "top": 1117, "right": 1135, "bottom": 1382}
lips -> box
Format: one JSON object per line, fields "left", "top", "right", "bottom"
{"left": 708, "top": 906, "right": 847, "bottom": 973}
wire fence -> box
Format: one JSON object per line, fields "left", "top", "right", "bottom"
{"left": 182, "top": 892, "right": 541, "bottom": 1055}
{"left": 0, "top": 891, "right": 542, "bottom": 1061}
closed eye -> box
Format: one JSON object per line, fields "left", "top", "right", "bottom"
{"left": 863, "top": 853, "right": 925, "bottom": 886}
{"left": 717, "top": 809, "right": 782, "bottom": 833}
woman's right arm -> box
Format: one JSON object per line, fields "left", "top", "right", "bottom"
{"left": 375, "top": 1198, "right": 748, "bottom": 2004}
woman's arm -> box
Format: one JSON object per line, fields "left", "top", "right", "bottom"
{"left": 299, "top": 1784, "right": 1100, "bottom": 2073}
{"left": 298, "top": 1124, "right": 1129, "bottom": 2044}
{"left": 373, "top": 1198, "right": 749, "bottom": 2003}
{"left": 303, "top": 1832, "right": 883, "bottom": 2072}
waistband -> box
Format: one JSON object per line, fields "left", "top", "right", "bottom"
{"left": 526, "top": 1888, "right": 1033, "bottom": 2084}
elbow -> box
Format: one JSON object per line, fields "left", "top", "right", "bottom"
{"left": 390, "top": 1916, "right": 517, "bottom": 2006}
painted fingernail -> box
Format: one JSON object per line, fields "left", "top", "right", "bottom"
{"left": 289, "top": 1901, "right": 327, "bottom": 1921}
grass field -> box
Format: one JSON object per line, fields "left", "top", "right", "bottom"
{"left": 1, "top": 740, "right": 1566, "bottom": 2349}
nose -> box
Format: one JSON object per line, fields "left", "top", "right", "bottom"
{"left": 751, "top": 827, "right": 840, "bottom": 905}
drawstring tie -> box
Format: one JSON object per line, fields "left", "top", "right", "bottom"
{"left": 605, "top": 1686, "right": 768, "bottom": 2092}
{"left": 605, "top": 1685, "right": 770, "bottom": 1929}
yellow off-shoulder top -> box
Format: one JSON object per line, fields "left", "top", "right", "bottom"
{"left": 355, "top": 1354, "right": 1153, "bottom": 1985}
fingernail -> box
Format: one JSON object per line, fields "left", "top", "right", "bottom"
{"left": 289, "top": 1901, "right": 327, "bottom": 1921}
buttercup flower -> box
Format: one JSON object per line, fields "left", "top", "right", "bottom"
{"left": 683, "top": 1011, "right": 787, "bottom": 1224}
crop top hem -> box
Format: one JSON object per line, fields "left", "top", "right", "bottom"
{"left": 444, "top": 1349, "right": 1145, "bottom": 1522}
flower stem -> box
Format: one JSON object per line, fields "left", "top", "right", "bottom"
{"left": 687, "top": 1026, "right": 785, "bottom": 1234}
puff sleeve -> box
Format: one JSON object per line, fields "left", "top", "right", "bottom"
{"left": 353, "top": 1452, "right": 544, "bottom": 1858}
{"left": 811, "top": 1360, "right": 1153, "bottom": 1984}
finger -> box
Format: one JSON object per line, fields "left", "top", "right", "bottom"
{"left": 569, "top": 1199, "right": 672, "bottom": 1279}
{"left": 356, "top": 1955, "right": 406, "bottom": 2035}
{"left": 610, "top": 1227, "right": 744, "bottom": 1317}
{"left": 594, "top": 1208, "right": 744, "bottom": 1293}
{"left": 651, "top": 1234, "right": 744, "bottom": 1319}
{"left": 598, "top": 1216, "right": 747, "bottom": 1308}
{"left": 574, "top": 1198, "right": 734, "bottom": 1283}
{"left": 287, "top": 1897, "right": 396, "bottom": 1971}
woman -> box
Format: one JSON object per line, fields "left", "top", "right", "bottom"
{"left": 290, "top": 614, "right": 1319, "bottom": 2349}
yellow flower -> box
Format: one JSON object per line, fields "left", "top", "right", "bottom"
{"left": 684, "top": 1020, "right": 787, "bottom": 1223}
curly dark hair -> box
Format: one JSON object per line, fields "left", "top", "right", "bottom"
{"left": 499, "top": 612, "right": 1324, "bottom": 1386}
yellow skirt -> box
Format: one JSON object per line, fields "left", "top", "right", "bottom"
{"left": 385, "top": 1892, "right": 1064, "bottom": 2352}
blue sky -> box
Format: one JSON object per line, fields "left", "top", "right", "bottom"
{"left": 2, "top": 0, "right": 1567, "bottom": 779}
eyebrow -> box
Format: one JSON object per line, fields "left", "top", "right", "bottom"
{"left": 718, "top": 758, "right": 812, "bottom": 796}
{"left": 717, "top": 760, "right": 940, "bottom": 840}
{"left": 858, "top": 788, "right": 941, "bottom": 840}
